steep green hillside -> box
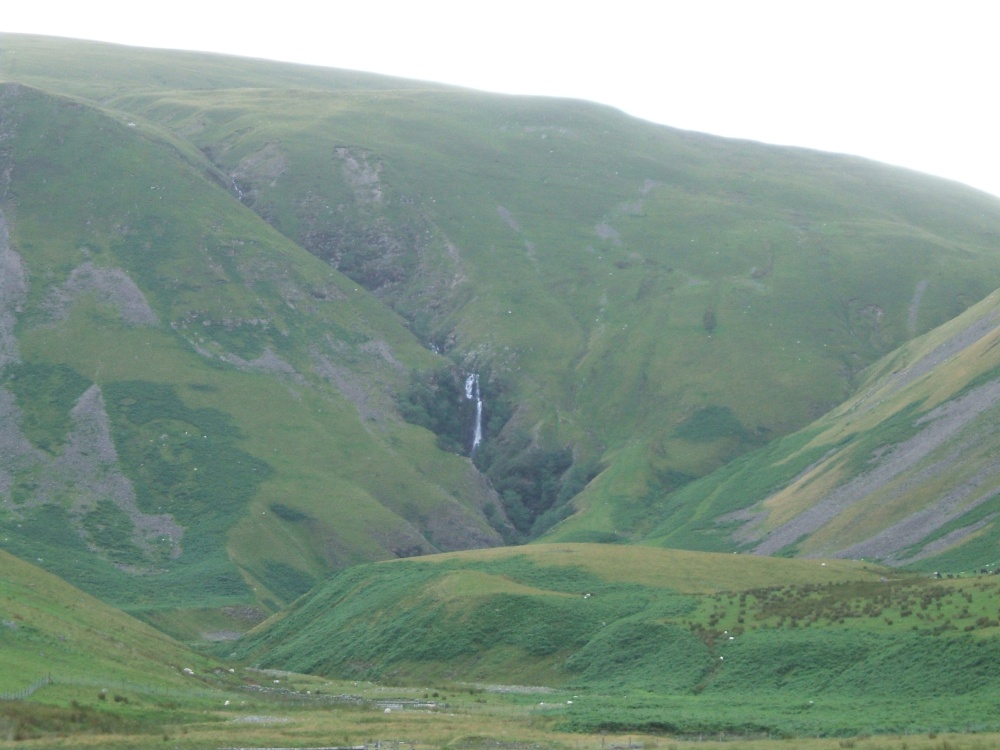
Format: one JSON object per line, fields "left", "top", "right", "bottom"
{"left": 639, "top": 286, "right": 1000, "bottom": 570}
{"left": 233, "top": 544, "right": 1000, "bottom": 736}
{"left": 5, "top": 32, "right": 1000, "bottom": 612}
{"left": 113, "top": 79, "right": 1000, "bottom": 540}
{"left": 7, "top": 33, "right": 1000, "bottom": 744}
{"left": 0, "top": 549, "right": 223, "bottom": 690}
{"left": 7, "top": 34, "right": 1000, "bottom": 544}
{"left": 0, "top": 80, "right": 503, "bottom": 627}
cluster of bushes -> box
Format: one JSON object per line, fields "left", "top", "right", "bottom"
{"left": 474, "top": 436, "right": 577, "bottom": 538}
{"left": 5, "top": 362, "right": 92, "bottom": 454}
{"left": 397, "top": 366, "right": 481, "bottom": 454}
{"left": 398, "top": 364, "right": 595, "bottom": 539}
{"left": 0, "top": 700, "right": 144, "bottom": 741}
{"left": 255, "top": 560, "right": 319, "bottom": 601}
{"left": 687, "top": 577, "right": 1000, "bottom": 638}
{"left": 100, "top": 379, "right": 270, "bottom": 602}
{"left": 104, "top": 380, "right": 272, "bottom": 532}
{"left": 79, "top": 499, "right": 148, "bottom": 568}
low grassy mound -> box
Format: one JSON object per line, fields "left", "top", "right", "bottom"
{"left": 231, "top": 544, "right": 1000, "bottom": 735}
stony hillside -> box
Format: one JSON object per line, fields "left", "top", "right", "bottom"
{"left": 4, "top": 34, "right": 1000, "bottom": 634}
{"left": 0, "top": 78, "right": 503, "bottom": 633}
{"left": 72, "top": 39, "right": 1000, "bottom": 544}
{"left": 639, "top": 288, "right": 1000, "bottom": 570}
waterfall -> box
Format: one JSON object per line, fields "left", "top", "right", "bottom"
{"left": 465, "top": 373, "right": 483, "bottom": 453}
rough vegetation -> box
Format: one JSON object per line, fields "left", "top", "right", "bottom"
{"left": 0, "top": 53, "right": 504, "bottom": 625}
{"left": 232, "top": 544, "right": 1000, "bottom": 737}
{"left": 4, "top": 34, "right": 1000, "bottom": 744}
{"left": 642, "top": 289, "right": 1000, "bottom": 570}
{"left": 5, "top": 36, "right": 1000, "bottom": 612}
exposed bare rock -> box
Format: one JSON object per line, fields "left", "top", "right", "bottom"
{"left": 359, "top": 339, "right": 403, "bottom": 369}
{"left": 52, "top": 385, "right": 183, "bottom": 560}
{"left": 2, "top": 382, "right": 183, "bottom": 566}
{"left": 0, "top": 388, "right": 45, "bottom": 497}
{"left": 442, "top": 239, "right": 469, "bottom": 288}
{"left": 878, "top": 308, "right": 1000, "bottom": 400}
{"left": 311, "top": 349, "right": 381, "bottom": 422}
{"left": 0, "top": 212, "right": 40, "bottom": 501}
{"left": 307, "top": 284, "right": 347, "bottom": 301}
{"left": 619, "top": 200, "right": 644, "bottom": 215}
{"left": 837, "top": 462, "right": 1000, "bottom": 563}
{"left": 595, "top": 221, "right": 622, "bottom": 246}
{"left": 62, "top": 385, "right": 122, "bottom": 468}
{"left": 0, "top": 209, "right": 27, "bottom": 370}
{"left": 640, "top": 179, "right": 662, "bottom": 196}
{"left": 494, "top": 207, "right": 538, "bottom": 265}
{"left": 749, "top": 378, "right": 1000, "bottom": 556}
{"left": 724, "top": 449, "right": 839, "bottom": 545}
{"left": 232, "top": 141, "right": 288, "bottom": 190}
{"left": 222, "top": 605, "right": 268, "bottom": 624}
{"left": 41, "top": 262, "right": 159, "bottom": 326}
{"left": 893, "top": 515, "right": 997, "bottom": 564}
{"left": 219, "top": 348, "right": 304, "bottom": 382}
{"left": 497, "top": 205, "right": 521, "bottom": 232}
{"left": 524, "top": 240, "right": 538, "bottom": 264}
{"left": 907, "top": 279, "right": 929, "bottom": 336}
{"left": 335, "top": 146, "right": 383, "bottom": 204}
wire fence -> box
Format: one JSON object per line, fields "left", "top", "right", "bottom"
{"left": 56, "top": 674, "right": 234, "bottom": 700}
{"left": 0, "top": 673, "right": 229, "bottom": 703}
{"left": 0, "top": 673, "right": 540, "bottom": 721}
{"left": 0, "top": 674, "right": 455, "bottom": 708}
{"left": 0, "top": 674, "right": 51, "bottom": 701}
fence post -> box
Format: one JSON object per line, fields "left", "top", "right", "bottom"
{"left": 1, "top": 674, "right": 53, "bottom": 701}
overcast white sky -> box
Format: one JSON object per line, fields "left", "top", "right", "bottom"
{"left": 5, "top": 1, "right": 1000, "bottom": 198}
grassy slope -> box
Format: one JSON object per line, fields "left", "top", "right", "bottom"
{"left": 5, "top": 34, "right": 1000, "bottom": 590}
{"left": 233, "top": 543, "right": 1000, "bottom": 736}
{"left": 7, "top": 34, "right": 1000, "bottom": 547}
{"left": 0, "top": 81, "right": 502, "bottom": 628}
{"left": 4, "top": 542, "right": 1000, "bottom": 743}
{"left": 100, "top": 58, "right": 1000, "bottom": 533}
{"left": 640, "top": 286, "right": 1000, "bottom": 570}
{"left": 3, "top": 35, "right": 1000, "bottom": 742}
{"left": 0, "top": 549, "right": 224, "bottom": 691}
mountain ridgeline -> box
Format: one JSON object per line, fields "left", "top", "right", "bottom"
{"left": 3, "top": 33, "right": 1000, "bottom": 633}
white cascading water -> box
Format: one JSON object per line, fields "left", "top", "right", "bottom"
{"left": 464, "top": 373, "right": 483, "bottom": 452}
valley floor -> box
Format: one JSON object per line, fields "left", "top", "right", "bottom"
{"left": 3, "top": 672, "right": 999, "bottom": 750}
